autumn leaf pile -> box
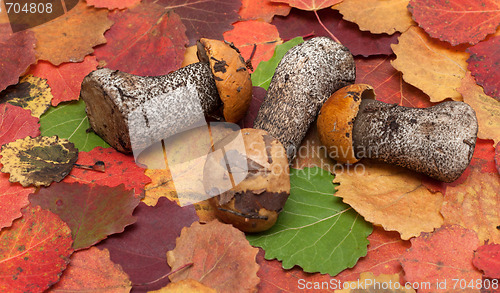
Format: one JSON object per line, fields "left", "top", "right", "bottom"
{"left": 0, "top": 0, "right": 499, "bottom": 292}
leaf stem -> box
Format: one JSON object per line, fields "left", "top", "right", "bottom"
{"left": 133, "top": 262, "right": 194, "bottom": 286}
{"left": 314, "top": 10, "right": 341, "bottom": 44}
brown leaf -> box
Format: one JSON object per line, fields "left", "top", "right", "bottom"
{"left": 30, "top": 1, "right": 113, "bottom": 65}
{"left": 334, "top": 161, "right": 444, "bottom": 240}
{"left": 167, "top": 221, "right": 260, "bottom": 293}
{"left": 334, "top": 0, "right": 415, "bottom": 35}
{"left": 458, "top": 72, "right": 500, "bottom": 145}
{"left": 391, "top": 26, "right": 469, "bottom": 102}
{"left": 441, "top": 167, "right": 500, "bottom": 243}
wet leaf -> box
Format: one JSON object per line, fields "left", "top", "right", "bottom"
{"left": 145, "top": 0, "right": 242, "bottom": 45}
{"left": 391, "top": 26, "right": 469, "bottom": 102}
{"left": 272, "top": 0, "right": 342, "bottom": 11}
{"left": 334, "top": 161, "right": 444, "bottom": 240}
{"left": 458, "top": 72, "right": 500, "bottom": 145}
{"left": 473, "top": 244, "right": 500, "bottom": 279}
{"left": 400, "top": 225, "right": 482, "bottom": 293}
{"left": 97, "top": 198, "right": 198, "bottom": 291}
{"left": 39, "top": 99, "right": 111, "bottom": 152}
{"left": 0, "top": 75, "right": 52, "bottom": 118}
{"left": 30, "top": 182, "right": 140, "bottom": 250}
{"left": 0, "top": 136, "right": 78, "bottom": 187}
{"left": 251, "top": 37, "right": 304, "bottom": 89}
{"left": 223, "top": 20, "right": 282, "bottom": 73}
{"left": 94, "top": 2, "right": 188, "bottom": 76}
{"left": 441, "top": 167, "right": 500, "bottom": 243}
{"left": 408, "top": 0, "right": 500, "bottom": 46}
{"left": 272, "top": 9, "right": 400, "bottom": 57}
{"left": 467, "top": 35, "right": 500, "bottom": 101}
{"left": 247, "top": 167, "right": 372, "bottom": 275}
{"left": 86, "top": 0, "right": 141, "bottom": 10}
{"left": 356, "top": 56, "right": 434, "bottom": 108}
{"left": 0, "top": 30, "right": 36, "bottom": 92}
{"left": 30, "top": 1, "right": 113, "bottom": 65}
{"left": 65, "top": 147, "right": 150, "bottom": 198}
{"left": 167, "top": 220, "right": 260, "bottom": 292}
{"left": 335, "top": 0, "right": 415, "bottom": 35}
{"left": 337, "top": 272, "right": 416, "bottom": 292}
{"left": 239, "top": 0, "right": 291, "bottom": 22}
{"left": 0, "top": 206, "right": 73, "bottom": 292}
{"left": 29, "top": 56, "right": 98, "bottom": 106}
{"left": 48, "top": 247, "right": 132, "bottom": 292}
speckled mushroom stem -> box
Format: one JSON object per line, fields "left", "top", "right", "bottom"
{"left": 254, "top": 37, "right": 356, "bottom": 162}
{"left": 352, "top": 99, "right": 478, "bottom": 182}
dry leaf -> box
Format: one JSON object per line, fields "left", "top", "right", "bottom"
{"left": 441, "top": 167, "right": 500, "bottom": 243}
{"left": 30, "top": 1, "right": 113, "bottom": 65}
{"left": 239, "top": 0, "right": 291, "bottom": 22}
{"left": 334, "top": 161, "right": 444, "bottom": 240}
{"left": 0, "top": 75, "right": 52, "bottom": 118}
{"left": 272, "top": 0, "right": 341, "bottom": 11}
{"left": 0, "top": 29, "right": 36, "bottom": 92}
{"left": 87, "top": 0, "right": 141, "bottom": 10}
{"left": 334, "top": 0, "right": 415, "bottom": 35}
{"left": 458, "top": 72, "right": 500, "bottom": 145}
{"left": 337, "top": 272, "right": 416, "bottom": 292}
{"left": 391, "top": 26, "right": 469, "bottom": 102}
{"left": 167, "top": 221, "right": 260, "bottom": 293}
{"left": 149, "top": 279, "right": 216, "bottom": 293}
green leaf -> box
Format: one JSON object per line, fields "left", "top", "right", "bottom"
{"left": 247, "top": 167, "right": 372, "bottom": 276}
{"left": 40, "top": 99, "right": 110, "bottom": 152}
{"left": 251, "top": 37, "right": 304, "bottom": 90}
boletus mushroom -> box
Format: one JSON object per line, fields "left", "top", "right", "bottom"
{"left": 204, "top": 128, "right": 290, "bottom": 233}
{"left": 317, "top": 84, "right": 478, "bottom": 182}
{"left": 80, "top": 38, "right": 252, "bottom": 154}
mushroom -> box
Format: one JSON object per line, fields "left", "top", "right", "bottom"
{"left": 80, "top": 38, "right": 251, "bottom": 154}
{"left": 253, "top": 37, "right": 356, "bottom": 162}
{"left": 317, "top": 84, "right": 478, "bottom": 182}
{"left": 203, "top": 128, "right": 290, "bottom": 232}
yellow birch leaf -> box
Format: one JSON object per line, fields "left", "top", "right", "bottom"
{"left": 334, "top": 0, "right": 415, "bottom": 35}
{"left": 391, "top": 26, "right": 469, "bottom": 102}
{"left": 0, "top": 75, "right": 52, "bottom": 118}
{"left": 334, "top": 161, "right": 444, "bottom": 240}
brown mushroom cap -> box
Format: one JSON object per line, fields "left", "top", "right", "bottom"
{"left": 204, "top": 128, "right": 290, "bottom": 233}
{"left": 198, "top": 38, "right": 252, "bottom": 123}
{"left": 317, "top": 84, "right": 375, "bottom": 164}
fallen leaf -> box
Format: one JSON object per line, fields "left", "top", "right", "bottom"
{"left": 48, "top": 247, "right": 132, "bottom": 292}
{"left": 441, "top": 167, "right": 500, "bottom": 243}
{"left": 87, "top": 0, "right": 141, "bottom": 10}
{"left": 272, "top": 9, "right": 400, "bottom": 57}
{"left": 0, "top": 103, "right": 40, "bottom": 146}
{"left": 474, "top": 244, "right": 500, "bottom": 279}
{"left": 0, "top": 30, "right": 36, "bottom": 92}
{"left": 496, "top": 142, "right": 500, "bottom": 175}
{"left": 39, "top": 99, "right": 111, "bottom": 152}
{"left": 0, "top": 205, "right": 73, "bottom": 292}
{"left": 467, "top": 35, "right": 500, "bottom": 101}
{"left": 337, "top": 272, "right": 415, "bottom": 292}
{"left": 142, "top": 0, "right": 241, "bottom": 45}
{"left": 247, "top": 167, "right": 372, "bottom": 275}
{"left": 223, "top": 20, "right": 282, "bottom": 73}
{"left": 0, "top": 75, "right": 52, "bottom": 118}
{"left": 400, "top": 225, "right": 482, "bottom": 293}
{"left": 334, "top": 0, "right": 415, "bottom": 35}
{"left": 458, "top": 72, "right": 500, "bottom": 145}
{"left": 30, "top": 1, "right": 113, "bottom": 65}
{"left": 0, "top": 136, "right": 78, "bottom": 187}
{"left": 94, "top": 2, "right": 187, "bottom": 76}
{"left": 251, "top": 37, "right": 304, "bottom": 89}
{"left": 408, "top": 0, "right": 500, "bottom": 46}
{"left": 63, "top": 147, "right": 150, "bottom": 198}
{"left": 272, "top": 0, "right": 342, "bottom": 11}
{"left": 469, "top": 139, "right": 498, "bottom": 175}
{"left": 0, "top": 175, "right": 32, "bottom": 231}
{"left": 96, "top": 198, "right": 198, "bottom": 291}
{"left": 239, "top": 0, "right": 291, "bottom": 22}
{"left": 391, "top": 26, "right": 469, "bottom": 102}
{"left": 167, "top": 220, "right": 260, "bottom": 293}
{"left": 29, "top": 56, "right": 98, "bottom": 106}
{"left": 355, "top": 56, "right": 435, "bottom": 108}
{"left": 150, "top": 279, "right": 216, "bottom": 293}
{"left": 334, "top": 161, "right": 444, "bottom": 240}
{"left": 30, "top": 182, "right": 140, "bottom": 250}
{"left": 242, "top": 86, "right": 267, "bottom": 128}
